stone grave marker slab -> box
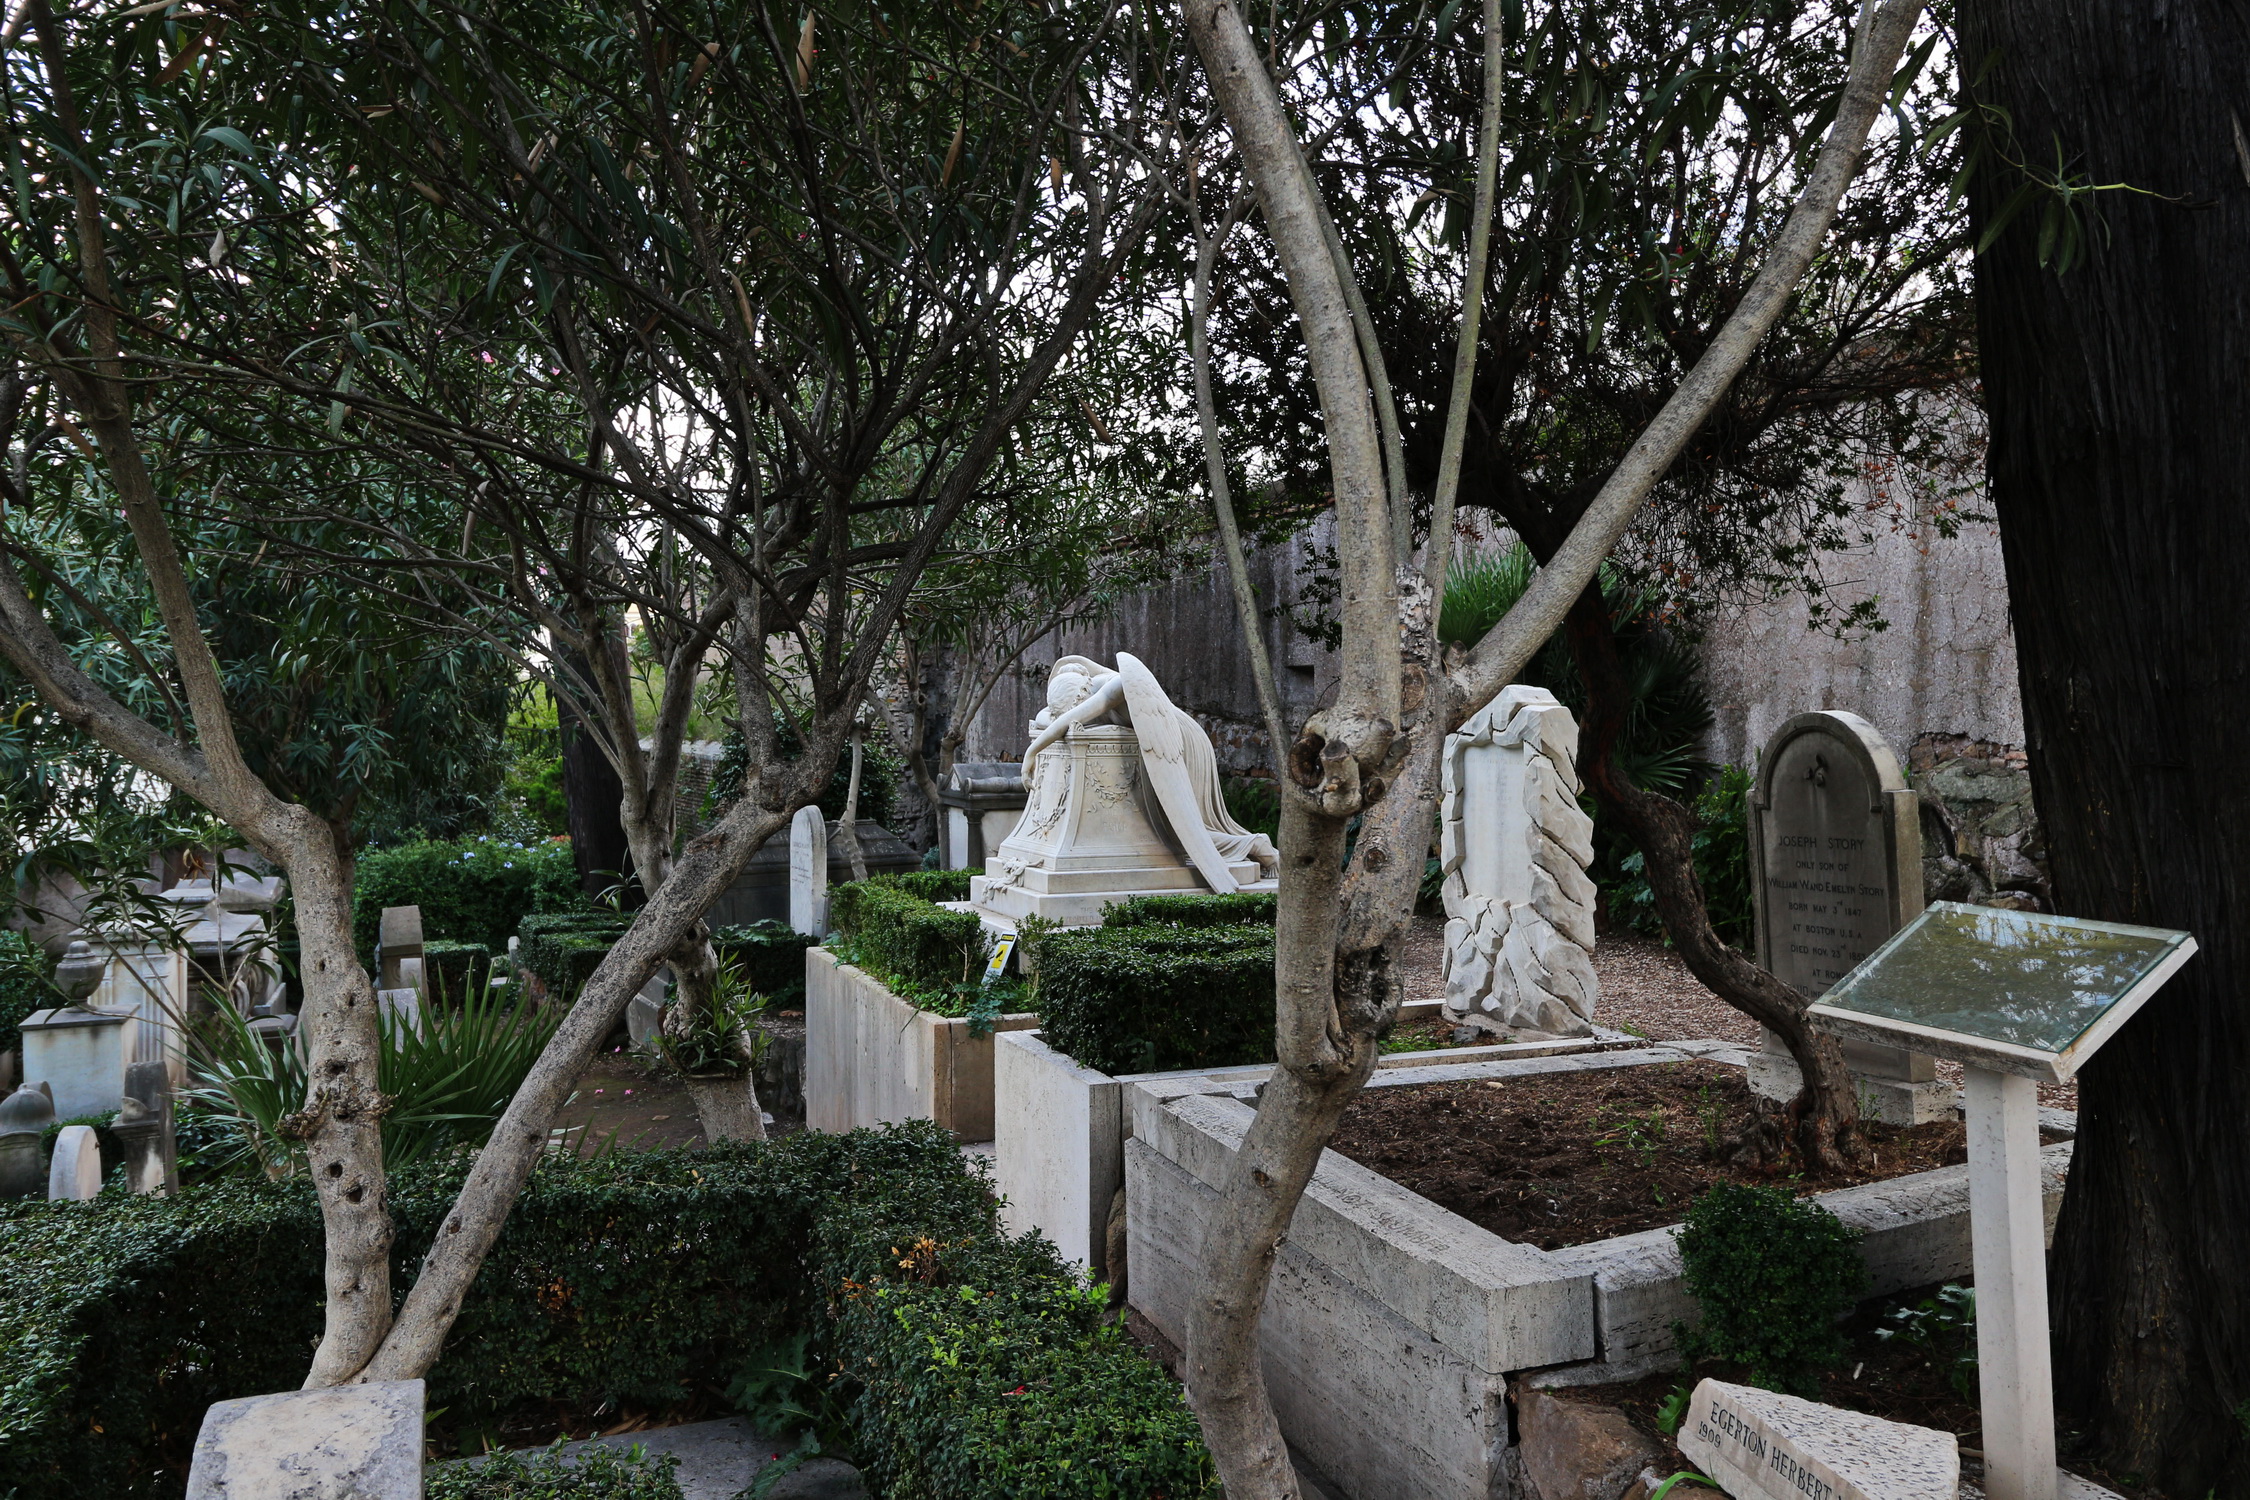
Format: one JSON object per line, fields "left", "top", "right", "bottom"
{"left": 790, "top": 805, "right": 829, "bottom": 936}
{"left": 47, "top": 1123, "right": 102, "bottom": 1201}
{"left": 1748, "top": 710, "right": 1947, "bottom": 1122}
{"left": 1679, "top": 1378, "right": 1958, "bottom": 1500}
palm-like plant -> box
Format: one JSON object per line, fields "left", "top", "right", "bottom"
{"left": 1438, "top": 545, "right": 1713, "bottom": 796}
{"left": 186, "top": 980, "right": 563, "bottom": 1176}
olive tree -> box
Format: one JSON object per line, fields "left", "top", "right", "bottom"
{"left": 1173, "top": 0, "right": 1925, "bottom": 1487}
{"left": 0, "top": 0, "right": 1201, "bottom": 1384}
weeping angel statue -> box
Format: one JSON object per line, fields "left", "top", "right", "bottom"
{"left": 1020, "top": 653, "right": 1278, "bottom": 892}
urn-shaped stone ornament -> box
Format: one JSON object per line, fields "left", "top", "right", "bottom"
{"left": 53, "top": 939, "right": 106, "bottom": 1010}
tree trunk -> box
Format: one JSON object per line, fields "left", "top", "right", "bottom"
{"left": 1561, "top": 590, "right": 1860, "bottom": 1172}
{"left": 559, "top": 646, "right": 635, "bottom": 906}
{"left": 1958, "top": 1, "right": 2250, "bottom": 1487}
{"left": 271, "top": 819, "right": 396, "bottom": 1385}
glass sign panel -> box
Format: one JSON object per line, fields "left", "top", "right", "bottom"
{"left": 1817, "top": 902, "right": 2193, "bottom": 1057}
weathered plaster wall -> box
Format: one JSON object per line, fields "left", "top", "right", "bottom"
{"left": 1696, "top": 517, "right": 2024, "bottom": 771}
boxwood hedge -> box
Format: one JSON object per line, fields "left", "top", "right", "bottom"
{"left": 0, "top": 1125, "right": 1210, "bottom": 1500}
{"left": 513, "top": 912, "right": 634, "bottom": 1001}
{"left": 826, "top": 874, "right": 995, "bottom": 1012}
{"left": 1035, "top": 924, "right": 1275, "bottom": 1076}
{"left": 1097, "top": 891, "right": 1277, "bottom": 930}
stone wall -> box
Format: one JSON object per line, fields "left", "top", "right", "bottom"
{"left": 956, "top": 499, "right": 2053, "bottom": 907}
{"left": 959, "top": 517, "right": 1338, "bottom": 776}
{"left": 1695, "top": 517, "right": 2024, "bottom": 770}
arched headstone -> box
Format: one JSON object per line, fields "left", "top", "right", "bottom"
{"left": 0, "top": 1083, "right": 56, "bottom": 1199}
{"left": 789, "top": 804, "right": 830, "bottom": 936}
{"left": 1747, "top": 710, "right": 1949, "bottom": 1123}
{"left": 47, "top": 1123, "right": 101, "bottom": 1201}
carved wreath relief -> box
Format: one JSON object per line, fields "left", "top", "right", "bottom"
{"left": 1439, "top": 685, "right": 1600, "bottom": 1038}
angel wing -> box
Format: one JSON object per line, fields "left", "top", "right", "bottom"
{"left": 1116, "top": 652, "right": 1239, "bottom": 894}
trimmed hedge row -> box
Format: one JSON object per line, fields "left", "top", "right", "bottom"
{"left": 1099, "top": 891, "right": 1277, "bottom": 929}
{"left": 827, "top": 875, "right": 990, "bottom": 1007}
{"left": 0, "top": 1125, "right": 1211, "bottom": 1500}
{"left": 709, "top": 920, "right": 820, "bottom": 1008}
{"left": 1036, "top": 920, "right": 1275, "bottom": 1076}
{"left": 513, "top": 912, "right": 634, "bottom": 1001}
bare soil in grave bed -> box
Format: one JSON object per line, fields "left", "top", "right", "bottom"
{"left": 1328, "top": 1060, "right": 1967, "bottom": 1249}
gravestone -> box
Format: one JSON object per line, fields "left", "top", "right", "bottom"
{"left": 378, "top": 905, "right": 427, "bottom": 994}
{"left": 115, "top": 1059, "right": 178, "bottom": 1196}
{"left": 1437, "top": 686, "right": 1599, "bottom": 1038}
{"left": 1679, "top": 1379, "right": 1958, "bottom": 1500}
{"left": 0, "top": 1082, "right": 56, "bottom": 1198}
{"left": 47, "top": 1123, "right": 102, "bottom": 1201}
{"left": 789, "top": 805, "right": 829, "bottom": 937}
{"left": 1748, "top": 711, "right": 1949, "bottom": 1124}
{"left": 18, "top": 1007, "right": 137, "bottom": 1122}
{"left": 378, "top": 987, "right": 423, "bottom": 1037}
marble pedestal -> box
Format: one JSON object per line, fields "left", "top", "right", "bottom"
{"left": 970, "top": 726, "right": 1268, "bottom": 928}
{"left": 19, "top": 1008, "right": 138, "bottom": 1121}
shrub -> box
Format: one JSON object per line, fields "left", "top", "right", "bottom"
{"left": 1100, "top": 891, "right": 1276, "bottom": 930}
{"left": 187, "top": 986, "right": 563, "bottom": 1175}
{"left": 353, "top": 837, "right": 586, "bottom": 960}
{"left": 826, "top": 878, "right": 997, "bottom": 1013}
{"left": 0, "top": 1125, "right": 1210, "bottom": 1500}
{"left": 0, "top": 930, "right": 54, "bottom": 1057}
{"left": 709, "top": 921, "right": 819, "bottom": 1009}
{"left": 868, "top": 868, "right": 976, "bottom": 904}
{"left": 1674, "top": 1181, "right": 1867, "bottom": 1393}
{"left": 514, "top": 912, "right": 634, "bottom": 1001}
{"left": 829, "top": 1217, "right": 1215, "bottom": 1499}
{"left": 427, "top": 1443, "right": 683, "bottom": 1500}
{"left": 425, "top": 941, "right": 494, "bottom": 1002}
{"left": 1604, "top": 764, "right": 1754, "bottom": 950}
{"left": 1036, "top": 924, "right": 1275, "bottom": 1075}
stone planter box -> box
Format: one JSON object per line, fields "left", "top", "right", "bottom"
{"left": 804, "top": 948, "right": 1035, "bottom": 1142}
{"left": 1123, "top": 1043, "right": 2073, "bottom": 1500}
{"left": 993, "top": 1008, "right": 1637, "bottom": 1278}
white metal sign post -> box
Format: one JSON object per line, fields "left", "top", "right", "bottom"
{"left": 1804, "top": 902, "right": 2197, "bottom": 1500}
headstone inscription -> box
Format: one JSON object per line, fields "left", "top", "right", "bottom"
{"left": 789, "top": 804, "right": 830, "bottom": 936}
{"left": 47, "top": 1122, "right": 102, "bottom": 1201}
{"left": 1748, "top": 710, "right": 1949, "bottom": 1124}
{"left": 1678, "top": 1379, "right": 1959, "bottom": 1500}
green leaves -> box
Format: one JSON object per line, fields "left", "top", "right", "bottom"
{"left": 1674, "top": 1181, "right": 1868, "bottom": 1393}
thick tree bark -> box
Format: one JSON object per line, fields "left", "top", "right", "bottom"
{"left": 1958, "top": 1, "right": 2250, "bottom": 1488}
{"left": 1561, "top": 590, "right": 1860, "bottom": 1172}
{"left": 560, "top": 703, "right": 634, "bottom": 906}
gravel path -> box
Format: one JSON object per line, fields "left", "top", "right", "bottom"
{"left": 1397, "top": 913, "right": 1754, "bottom": 1044}
{"left": 1397, "top": 913, "right": 2077, "bottom": 1110}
